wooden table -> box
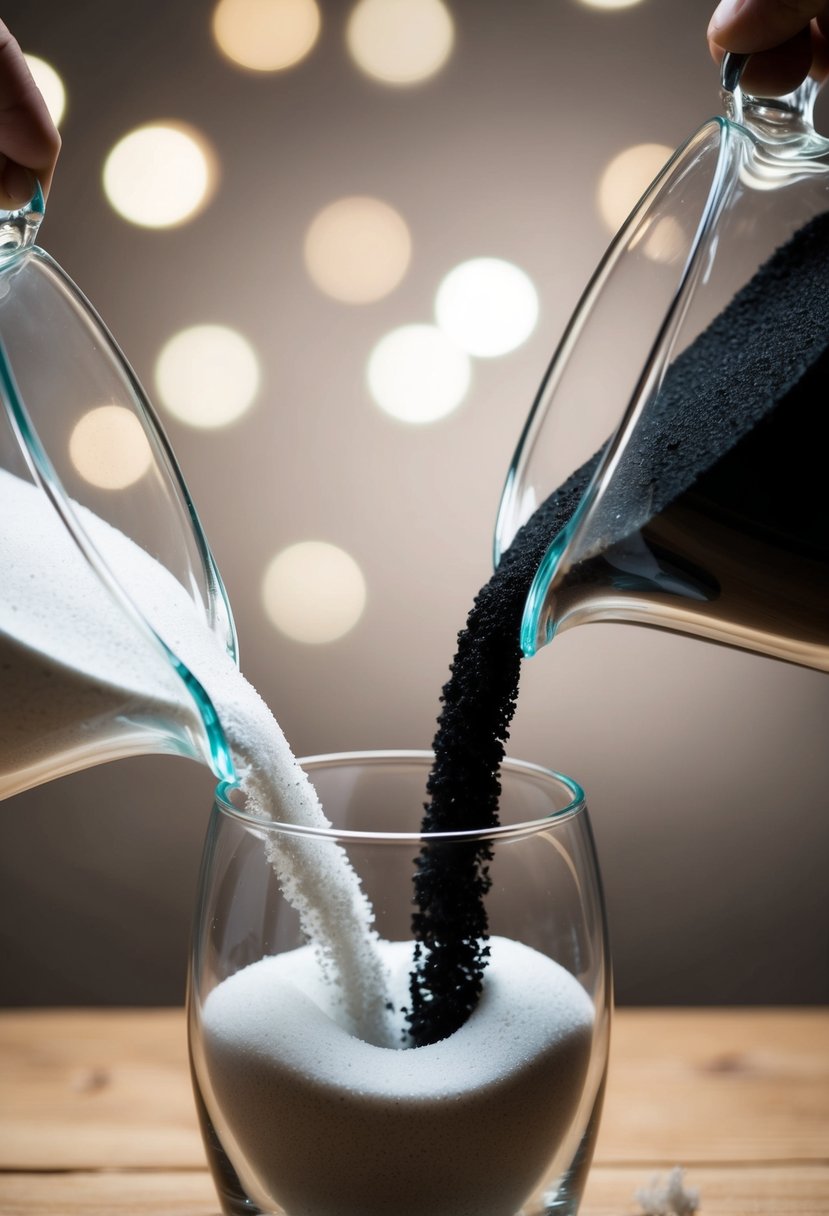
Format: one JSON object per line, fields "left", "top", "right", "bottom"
{"left": 0, "top": 1008, "right": 826, "bottom": 1214}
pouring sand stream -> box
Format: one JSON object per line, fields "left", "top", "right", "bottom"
{"left": 1, "top": 464, "right": 601, "bottom": 1212}
{"left": 0, "top": 466, "right": 393, "bottom": 1047}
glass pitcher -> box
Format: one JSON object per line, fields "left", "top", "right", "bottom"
{"left": 495, "top": 54, "right": 829, "bottom": 671}
{"left": 0, "top": 186, "right": 237, "bottom": 798}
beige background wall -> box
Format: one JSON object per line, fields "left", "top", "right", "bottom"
{"left": 2, "top": 0, "right": 827, "bottom": 1006}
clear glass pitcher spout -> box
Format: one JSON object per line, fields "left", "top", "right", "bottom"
{"left": 0, "top": 187, "right": 238, "bottom": 798}
{"left": 495, "top": 54, "right": 829, "bottom": 671}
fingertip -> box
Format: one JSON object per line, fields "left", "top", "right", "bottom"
{"left": 36, "top": 127, "right": 61, "bottom": 200}
{"left": 708, "top": 36, "right": 726, "bottom": 69}
{"left": 707, "top": 0, "right": 748, "bottom": 44}
{"left": 811, "top": 14, "right": 829, "bottom": 83}
{"left": 734, "top": 29, "right": 814, "bottom": 95}
{"left": 0, "top": 157, "right": 35, "bottom": 210}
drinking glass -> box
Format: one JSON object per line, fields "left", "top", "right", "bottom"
{"left": 188, "top": 751, "right": 611, "bottom": 1216}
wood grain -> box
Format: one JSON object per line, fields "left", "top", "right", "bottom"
{"left": 0, "top": 1167, "right": 827, "bottom": 1216}
{"left": 0, "top": 1172, "right": 219, "bottom": 1216}
{"left": 597, "top": 1008, "right": 829, "bottom": 1163}
{"left": 1, "top": 1008, "right": 827, "bottom": 1215}
{"left": 0, "top": 1010, "right": 202, "bottom": 1170}
{"left": 582, "top": 1165, "right": 829, "bottom": 1215}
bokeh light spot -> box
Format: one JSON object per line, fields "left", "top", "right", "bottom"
{"left": 367, "top": 324, "right": 470, "bottom": 423}
{"left": 212, "top": 0, "right": 321, "bottom": 71}
{"left": 155, "top": 325, "right": 260, "bottom": 429}
{"left": 103, "top": 123, "right": 216, "bottom": 228}
{"left": 576, "top": 0, "right": 646, "bottom": 9}
{"left": 262, "top": 541, "right": 367, "bottom": 643}
{"left": 435, "top": 257, "right": 538, "bottom": 358}
{"left": 346, "top": 0, "right": 454, "bottom": 85}
{"left": 69, "top": 406, "right": 153, "bottom": 490}
{"left": 597, "top": 142, "right": 673, "bottom": 234}
{"left": 640, "top": 215, "right": 687, "bottom": 265}
{"left": 24, "top": 55, "right": 66, "bottom": 127}
{"left": 304, "top": 196, "right": 411, "bottom": 303}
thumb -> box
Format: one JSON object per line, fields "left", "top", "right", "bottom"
{"left": 708, "top": 0, "right": 826, "bottom": 53}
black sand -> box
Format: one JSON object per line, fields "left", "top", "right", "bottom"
{"left": 407, "top": 211, "right": 829, "bottom": 1047}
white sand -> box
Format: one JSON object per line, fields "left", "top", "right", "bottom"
{"left": 200, "top": 936, "right": 595, "bottom": 1216}
{"left": 0, "top": 469, "right": 393, "bottom": 1044}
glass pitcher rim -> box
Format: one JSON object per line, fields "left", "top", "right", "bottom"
{"left": 0, "top": 182, "right": 44, "bottom": 268}
{"left": 507, "top": 109, "right": 739, "bottom": 655}
{"left": 0, "top": 186, "right": 239, "bottom": 783}
{"left": 213, "top": 749, "right": 586, "bottom": 843}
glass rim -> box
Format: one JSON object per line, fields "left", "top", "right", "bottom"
{"left": 213, "top": 749, "right": 586, "bottom": 844}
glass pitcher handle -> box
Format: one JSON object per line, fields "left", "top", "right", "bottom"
{"left": 0, "top": 181, "right": 44, "bottom": 266}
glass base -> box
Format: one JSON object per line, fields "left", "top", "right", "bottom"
{"left": 541, "top": 1074, "right": 607, "bottom": 1215}
{"left": 194, "top": 1067, "right": 607, "bottom": 1216}
{"left": 192, "top": 1073, "right": 266, "bottom": 1216}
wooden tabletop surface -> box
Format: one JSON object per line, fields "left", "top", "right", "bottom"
{"left": 0, "top": 1007, "right": 827, "bottom": 1215}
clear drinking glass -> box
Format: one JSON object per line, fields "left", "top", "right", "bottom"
{"left": 188, "top": 751, "right": 611, "bottom": 1216}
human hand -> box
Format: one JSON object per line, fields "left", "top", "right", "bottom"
{"left": 0, "top": 20, "right": 60, "bottom": 210}
{"left": 708, "top": 0, "right": 829, "bottom": 96}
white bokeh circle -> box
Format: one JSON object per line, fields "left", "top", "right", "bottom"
{"left": 435, "top": 258, "right": 539, "bottom": 358}
{"left": 304, "top": 196, "right": 411, "bottom": 303}
{"left": 103, "top": 123, "right": 216, "bottom": 228}
{"left": 346, "top": 0, "right": 454, "bottom": 85}
{"left": 262, "top": 541, "right": 367, "bottom": 643}
{"left": 212, "top": 0, "right": 321, "bottom": 71}
{"left": 367, "top": 324, "right": 470, "bottom": 423}
{"left": 597, "top": 143, "right": 673, "bottom": 235}
{"left": 155, "top": 325, "right": 260, "bottom": 429}
{"left": 69, "top": 405, "right": 154, "bottom": 490}
{"left": 24, "top": 55, "right": 66, "bottom": 127}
